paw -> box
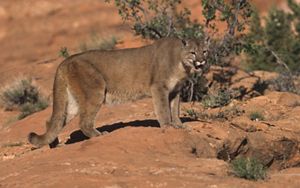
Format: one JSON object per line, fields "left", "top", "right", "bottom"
{"left": 82, "top": 129, "right": 102, "bottom": 138}
{"left": 170, "top": 119, "right": 185, "bottom": 129}
{"left": 100, "top": 131, "right": 109, "bottom": 135}
{"left": 160, "top": 123, "right": 173, "bottom": 129}
{"left": 171, "top": 122, "right": 192, "bottom": 132}
{"left": 172, "top": 124, "right": 187, "bottom": 129}
{"left": 160, "top": 122, "right": 187, "bottom": 129}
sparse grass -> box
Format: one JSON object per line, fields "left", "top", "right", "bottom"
{"left": 249, "top": 111, "right": 265, "bottom": 121}
{"left": 185, "top": 108, "right": 210, "bottom": 120}
{"left": 3, "top": 116, "right": 18, "bottom": 128}
{"left": 0, "top": 78, "right": 48, "bottom": 119}
{"left": 214, "top": 107, "right": 244, "bottom": 120}
{"left": 186, "top": 109, "right": 199, "bottom": 120}
{"left": 202, "top": 90, "right": 232, "bottom": 108}
{"left": 59, "top": 47, "right": 70, "bottom": 58}
{"left": 185, "top": 106, "right": 244, "bottom": 121}
{"left": 79, "top": 35, "right": 119, "bottom": 51}
{"left": 2, "top": 141, "right": 24, "bottom": 148}
{"left": 231, "top": 157, "right": 267, "bottom": 181}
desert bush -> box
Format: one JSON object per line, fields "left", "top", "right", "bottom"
{"left": 105, "top": 0, "right": 204, "bottom": 40}
{"left": 231, "top": 157, "right": 267, "bottom": 181}
{"left": 0, "top": 79, "right": 48, "bottom": 119}
{"left": 18, "top": 100, "right": 48, "bottom": 119}
{"left": 185, "top": 106, "right": 244, "bottom": 121}
{"left": 245, "top": 0, "right": 300, "bottom": 73}
{"left": 268, "top": 73, "right": 300, "bottom": 95}
{"left": 186, "top": 109, "right": 197, "bottom": 119}
{"left": 214, "top": 106, "right": 244, "bottom": 120}
{"left": 202, "top": 89, "right": 233, "bottom": 108}
{"left": 249, "top": 111, "right": 265, "bottom": 121}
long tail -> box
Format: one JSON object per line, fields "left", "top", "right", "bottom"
{"left": 28, "top": 69, "right": 68, "bottom": 148}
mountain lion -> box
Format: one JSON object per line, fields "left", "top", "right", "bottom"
{"left": 28, "top": 37, "right": 208, "bottom": 148}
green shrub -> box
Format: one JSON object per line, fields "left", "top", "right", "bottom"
{"left": 231, "top": 157, "right": 267, "bottom": 181}
{"left": 0, "top": 79, "right": 48, "bottom": 119}
{"left": 105, "top": 0, "right": 204, "bottom": 40}
{"left": 249, "top": 111, "right": 265, "bottom": 121}
{"left": 245, "top": 0, "right": 300, "bottom": 73}
{"left": 59, "top": 47, "right": 70, "bottom": 58}
{"left": 186, "top": 109, "right": 199, "bottom": 120}
{"left": 186, "top": 106, "right": 244, "bottom": 121}
{"left": 202, "top": 89, "right": 232, "bottom": 108}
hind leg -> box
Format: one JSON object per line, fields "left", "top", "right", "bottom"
{"left": 78, "top": 81, "right": 106, "bottom": 137}
{"left": 67, "top": 61, "right": 106, "bottom": 138}
{"left": 78, "top": 98, "right": 104, "bottom": 138}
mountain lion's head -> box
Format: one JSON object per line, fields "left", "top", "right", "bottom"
{"left": 180, "top": 39, "right": 209, "bottom": 74}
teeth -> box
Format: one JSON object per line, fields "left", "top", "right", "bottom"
{"left": 194, "top": 60, "right": 206, "bottom": 69}
{"left": 195, "top": 61, "right": 205, "bottom": 66}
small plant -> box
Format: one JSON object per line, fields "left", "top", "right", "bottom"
{"left": 59, "top": 47, "right": 70, "bottom": 58}
{"left": 79, "top": 35, "right": 118, "bottom": 51}
{"left": 249, "top": 111, "right": 265, "bottom": 121}
{"left": 231, "top": 157, "right": 267, "bottom": 181}
{"left": 185, "top": 108, "right": 211, "bottom": 120}
{"left": 0, "top": 78, "right": 48, "bottom": 119}
{"left": 213, "top": 106, "right": 244, "bottom": 120}
{"left": 186, "top": 109, "right": 199, "bottom": 120}
{"left": 202, "top": 89, "right": 232, "bottom": 108}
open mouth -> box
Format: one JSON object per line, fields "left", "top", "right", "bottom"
{"left": 194, "top": 60, "right": 206, "bottom": 70}
{"left": 183, "top": 57, "right": 206, "bottom": 72}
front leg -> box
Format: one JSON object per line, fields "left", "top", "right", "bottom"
{"left": 170, "top": 93, "right": 185, "bottom": 129}
{"left": 151, "top": 85, "right": 172, "bottom": 128}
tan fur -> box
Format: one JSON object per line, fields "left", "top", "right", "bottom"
{"left": 28, "top": 37, "right": 208, "bottom": 148}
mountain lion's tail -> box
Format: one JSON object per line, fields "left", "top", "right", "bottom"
{"left": 28, "top": 69, "right": 69, "bottom": 148}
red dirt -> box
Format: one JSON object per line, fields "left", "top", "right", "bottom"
{"left": 1, "top": 1, "right": 300, "bottom": 188}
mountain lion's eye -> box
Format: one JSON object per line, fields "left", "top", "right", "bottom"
{"left": 190, "top": 51, "right": 197, "bottom": 55}
{"left": 203, "top": 50, "right": 208, "bottom": 56}
{"left": 190, "top": 51, "right": 196, "bottom": 59}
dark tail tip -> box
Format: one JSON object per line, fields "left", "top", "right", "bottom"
{"left": 28, "top": 132, "right": 43, "bottom": 148}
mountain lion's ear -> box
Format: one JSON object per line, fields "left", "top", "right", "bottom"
{"left": 181, "top": 39, "right": 188, "bottom": 47}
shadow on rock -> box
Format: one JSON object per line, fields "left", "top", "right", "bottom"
{"left": 64, "top": 117, "right": 195, "bottom": 145}
{"left": 65, "top": 119, "right": 160, "bottom": 145}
